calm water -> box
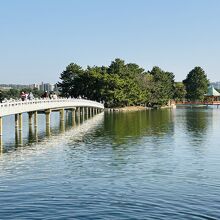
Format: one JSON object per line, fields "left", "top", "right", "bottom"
{"left": 0, "top": 108, "right": 220, "bottom": 219}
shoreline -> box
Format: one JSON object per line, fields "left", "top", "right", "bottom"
{"left": 106, "top": 104, "right": 176, "bottom": 112}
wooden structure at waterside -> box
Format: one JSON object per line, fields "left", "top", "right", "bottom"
{"left": 176, "top": 86, "right": 220, "bottom": 107}
{"left": 204, "top": 86, "right": 220, "bottom": 102}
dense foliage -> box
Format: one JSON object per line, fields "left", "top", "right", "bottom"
{"left": 174, "top": 82, "right": 187, "bottom": 101}
{"left": 1, "top": 60, "right": 209, "bottom": 106}
{"left": 183, "top": 67, "right": 209, "bottom": 101}
{"left": 58, "top": 59, "right": 175, "bottom": 107}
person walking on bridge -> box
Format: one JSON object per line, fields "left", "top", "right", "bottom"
{"left": 20, "top": 91, "right": 26, "bottom": 101}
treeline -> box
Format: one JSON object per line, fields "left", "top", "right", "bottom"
{"left": 0, "top": 88, "right": 44, "bottom": 102}
{"left": 58, "top": 58, "right": 209, "bottom": 107}
{"left": 1, "top": 59, "right": 209, "bottom": 106}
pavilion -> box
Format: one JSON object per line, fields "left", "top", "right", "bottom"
{"left": 204, "top": 86, "right": 220, "bottom": 102}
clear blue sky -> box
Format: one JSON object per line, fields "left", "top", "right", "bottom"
{"left": 0, "top": 0, "right": 220, "bottom": 84}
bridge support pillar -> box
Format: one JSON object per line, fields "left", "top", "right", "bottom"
{"left": 18, "top": 113, "right": 22, "bottom": 131}
{"left": 17, "top": 113, "right": 23, "bottom": 146}
{"left": 15, "top": 114, "right": 19, "bottom": 129}
{"left": 71, "top": 108, "right": 76, "bottom": 126}
{"left": 60, "top": 120, "right": 65, "bottom": 133}
{"left": 18, "top": 129, "right": 23, "bottom": 146}
{"left": 15, "top": 128, "right": 19, "bottom": 146}
{"left": 34, "top": 111, "right": 38, "bottom": 127}
{"left": 81, "top": 107, "right": 85, "bottom": 122}
{"left": 81, "top": 107, "right": 84, "bottom": 115}
{"left": 59, "top": 109, "right": 65, "bottom": 132}
{"left": 76, "top": 107, "right": 80, "bottom": 115}
{"left": 28, "top": 112, "right": 33, "bottom": 126}
{"left": 34, "top": 127, "right": 38, "bottom": 142}
{"left": 60, "top": 108, "right": 65, "bottom": 121}
{"left": 45, "top": 109, "right": 51, "bottom": 136}
{"left": 85, "top": 107, "right": 88, "bottom": 119}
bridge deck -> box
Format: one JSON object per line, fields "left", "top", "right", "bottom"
{"left": 0, "top": 98, "right": 104, "bottom": 117}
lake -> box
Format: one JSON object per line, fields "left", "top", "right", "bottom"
{"left": 0, "top": 108, "right": 220, "bottom": 219}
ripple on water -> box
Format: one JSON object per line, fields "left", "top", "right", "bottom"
{"left": 0, "top": 110, "right": 220, "bottom": 219}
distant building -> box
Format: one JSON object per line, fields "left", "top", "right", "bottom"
{"left": 39, "top": 82, "right": 54, "bottom": 92}
{"left": 0, "top": 82, "right": 57, "bottom": 92}
{"left": 29, "top": 84, "right": 40, "bottom": 90}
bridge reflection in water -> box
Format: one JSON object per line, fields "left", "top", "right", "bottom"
{"left": 0, "top": 98, "right": 104, "bottom": 152}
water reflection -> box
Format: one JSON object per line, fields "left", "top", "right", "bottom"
{"left": 60, "top": 120, "right": 65, "bottom": 133}
{"left": 0, "top": 110, "right": 102, "bottom": 154}
{"left": 102, "top": 109, "right": 174, "bottom": 145}
{"left": 28, "top": 125, "right": 35, "bottom": 143}
{"left": 185, "top": 109, "right": 209, "bottom": 134}
{"left": 0, "top": 136, "right": 2, "bottom": 155}
{"left": 34, "top": 127, "right": 38, "bottom": 143}
{"left": 184, "top": 109, "right": 210, "bottom": 145}
{"left": 18, "top": 130, "right": 23, "bottom": 146}
{"left": 1, "top": 109, "right": 220, "bottom": 219}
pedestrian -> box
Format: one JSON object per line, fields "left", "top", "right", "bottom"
{"left": 20, "top": 91, "right": 26, "bottom": 101}
{"left": 28, "top": 92, "right": 34, "bottom": 100}
{"left": 42, "top": 91, "right": 49, "bottom": 99}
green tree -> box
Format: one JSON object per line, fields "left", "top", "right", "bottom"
{"left": 183, "top": 67, "right": 209, "bottom": 101}
{"left": 0, "top": 90, "right": 5, "bottom": 102}
{"left": 148, "top": 66, "right": 175, "bottom": 106}
{"left": 174, "top": 82, "right": 186, "bottom": 101}
{"left": 57, "top": 63, "right": 84, "bottom": 97}
{"left": 58, "top": 59, "right": 177, "bottom": 108}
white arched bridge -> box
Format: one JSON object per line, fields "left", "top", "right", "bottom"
{"left": 0, "top": 98, "right": 104, "bottom": 147}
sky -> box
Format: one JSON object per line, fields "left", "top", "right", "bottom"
{"left": 0, "top": 0, "right": 220, "bottom": 84}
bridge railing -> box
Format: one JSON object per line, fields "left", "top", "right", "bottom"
{"left": 0, "top": 98, "right": 104, "bottom": 108}
{"left": 176, "top": 101, "right": 220, "bottom": 105}
{"left": 0, "top": 98, "right": 104, "bottom": 117}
